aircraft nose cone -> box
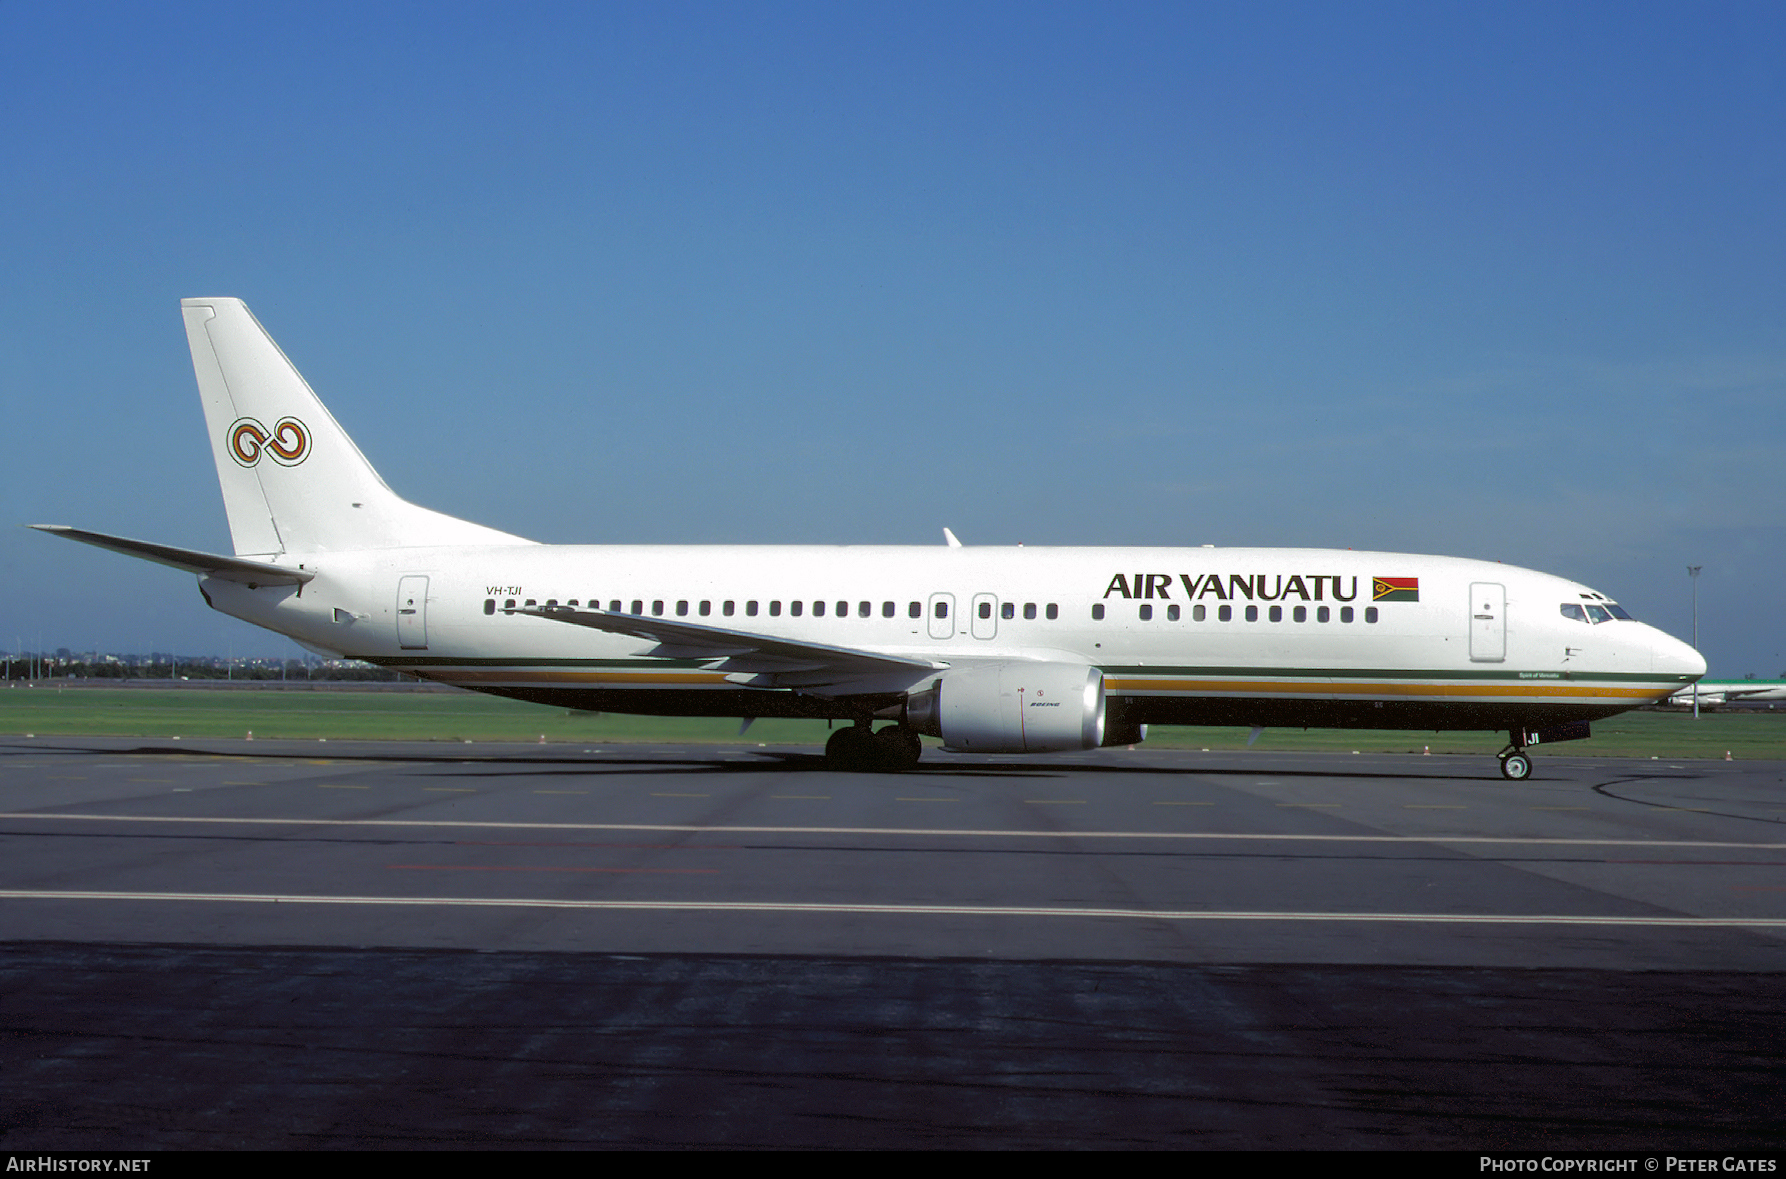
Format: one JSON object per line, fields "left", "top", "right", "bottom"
{"left": 1652, "top": 631, "right": 1707, "bottom": 679}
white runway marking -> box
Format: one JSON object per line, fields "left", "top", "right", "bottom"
{"left": 1, "top": 889, "right": 1783, "bottom": 927}
{"left": 3, "top": 811, "right": 1785, "bottom": 851}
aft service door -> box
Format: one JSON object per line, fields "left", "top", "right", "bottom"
{"left": 1469, "top": 582, "right": 1505, "bottom": 662}
{"left": 927, "top": 593, "right": 955, "bottom": 640}
{"left": 397, "top": 576, "right": 430, "bottom": 650}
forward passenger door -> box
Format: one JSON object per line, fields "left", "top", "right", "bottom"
{"left": 1469, "top": 582, "right": 1505, "bottom": 662}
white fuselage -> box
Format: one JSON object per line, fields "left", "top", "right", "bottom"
{"left": 200, "top": 542, "right": 1704, "bottom": 734}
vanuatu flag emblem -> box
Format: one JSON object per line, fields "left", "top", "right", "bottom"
{"left": 1372, "top": 576, "right": 1419, "bottom": 602}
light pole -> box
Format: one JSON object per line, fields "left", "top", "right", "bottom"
{"left": 1688, "top": 565, "right": 1702, "bottom": 718}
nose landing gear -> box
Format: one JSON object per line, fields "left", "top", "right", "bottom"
{"left": 1497, "top": 729, "right": 1534, "bottom": 780}
{"left": 1495, "top": 720, "right": 1592, "bottom": 780}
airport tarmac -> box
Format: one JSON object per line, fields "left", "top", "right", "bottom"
{"left": 3, "top": 737, "right": 1784, "bottom": 1148}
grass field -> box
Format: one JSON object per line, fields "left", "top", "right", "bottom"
{"left": 3, "top": 684, "right": 1783, "bottom": 759}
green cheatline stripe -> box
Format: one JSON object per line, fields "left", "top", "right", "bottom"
{"left": 1103, "top": 666, "right": 1691, "bottom": 684}
{"left": 368, "top": 655, "right": 1687, "bottom": 687}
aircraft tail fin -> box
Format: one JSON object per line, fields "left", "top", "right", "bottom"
{"left": 180, "top": 298, "right": 530, "bottom": 555}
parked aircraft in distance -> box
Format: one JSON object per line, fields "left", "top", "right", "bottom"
{"left": 1668, "top": 680, "right": 1786, "bottom": 708}
{"left": 33, "top": 299, "right": 1706, "bottom": 779}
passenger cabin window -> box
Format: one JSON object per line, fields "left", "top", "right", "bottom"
{"left": 882, "top": 602, "right": 895, "bottom": 618}
{"left": 1045, "top": 604, "right": 1058, "bottom": 620}
{"left": 1245, "top": 605, "right": 1259, "bottom": 622}
{"left": 860, "top": 602, "right": 872, "bottom": 618}
{"left": 1365, "top": 607, "right": 1379, "bottom": 623}
{"left": 1317, "top": 606, "right": 1330, "bottom": 623}
{"left": 699, "top": 600, "right": 711, "bottom": 616}
{"left": 723, "top": 601, "right": 735, "bottom": 616}
{"left": 1167, "top": 604, "right": 1180, "bottom": 621}
{"left": 1218, "top": 605, "right": 1232, "bottom": 622}
{"left": 609, "top": 600, "right": 621, "bottom": 612}
{"left": 652, "top": 600, "right": 664, "bottom": 616}
{"left": 1139, "top": 604, "right": 1152, "bottom": 621}
{"left": 1192, "top": 604, "right": 1205, "bottom": 622}
{"left": 1293, "top": 606, "right": 1306, "bottom": 622}
{"left": 676, "top": 600, "right": 688, "bottom": 616}
{"left": 934, "top": 601, "right": 948, "bottom": 619}
{"left": 769, "top": 601, "right": 781, "bottom": 616}
{"left": 978, "top": 602, "right": 992, "bottom": 620}
{"left": 504, "top": 599, "right": 516, "bottom": 611}
{"left": 792, "top": 601, "right": 804, "bottom": 616}
{"left": 1092, "top": 603, "right": 1105, "bottom": 620}
{"left": 484, "top": 599, "right": 495, "bottom": 615}
{"left": 1023, "top": 603, "right": 1036, "bottom": 620}
{"left": 908, "top": 602, "right": 921, "bottom": 618}
{"left": 1268, "top": 605, "right": 1282, "bottom": 622}
{"left": 1000, "top": 602, "right": 1014, "bottom": 620}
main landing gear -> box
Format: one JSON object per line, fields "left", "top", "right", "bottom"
{"left": 825, "top": 722, "right": 923, "bottom": 772}
{"left": 1497, "top": 731, "right": 1533, "bottom": 781}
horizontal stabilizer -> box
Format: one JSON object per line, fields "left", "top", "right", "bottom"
{"left": 511, "top": 604, "right": 940, "bottom": 685}
{"left": 28, "top": 525, "right": 314, "bottom": 586}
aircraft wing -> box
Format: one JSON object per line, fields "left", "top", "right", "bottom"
{"left": 28, "top": 525, "right": 315, "bottom": 586}
{"left": 510, "top": 604, "right": 942, "bottom": 690}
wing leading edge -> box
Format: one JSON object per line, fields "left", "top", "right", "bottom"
{"left": 510, "top": 604, "right": 942, "bottom": 692}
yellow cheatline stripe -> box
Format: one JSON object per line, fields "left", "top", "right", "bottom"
{"left": 4, "top": 813, "right": 1786, "bottom": 850}
{"left": 440, "top": 669, "right": 730, "bottom": 686}
{"left": 421, "top": 668, "right": 1670, "bottom": 699}
{"left": 1105, "top": 677, "right": 1666, "bottom": 700}
{"left": 2, "top": 890, "right": 1782, "bottom": 927}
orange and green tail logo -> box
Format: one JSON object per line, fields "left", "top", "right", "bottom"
{"left": 228, "top": 417, "right": 310, "bottom": 467}
{"left": 1372, "top": 576, "right": 1419, "bottom": 602}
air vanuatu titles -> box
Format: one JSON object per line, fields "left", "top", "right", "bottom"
{"left": 1103, "top": 572, "right": 1403, "bottom": 602}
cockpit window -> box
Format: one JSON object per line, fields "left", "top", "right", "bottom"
{"left": 1585, "top": 604, "right": 1613, "bottom": 624}
{"left": 1605, "top": 603, "right": 1633, "bottom": 620}
{"left": 1560, "top": 603, "right": 1587, "bottom": 623}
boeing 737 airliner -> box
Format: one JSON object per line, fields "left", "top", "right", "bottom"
{"left": 33, "top": 298, "right": 1706, "bottom": 779}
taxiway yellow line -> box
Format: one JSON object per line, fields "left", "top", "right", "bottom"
{"left": 3, "top": 811, "right": 1786, "bottom": 850}
{"left": 2, "top": 889, "right": 1782, "bottom": 928}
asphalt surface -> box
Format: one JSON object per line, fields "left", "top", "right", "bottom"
{"left": 3, "top": 736, "right": 1784, "bottom": 1148}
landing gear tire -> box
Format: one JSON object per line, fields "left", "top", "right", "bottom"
{"left": 825, "top": 725, "right": 922, "bottom": 771}
{"left": 825, "top": 726, "right": 875, "bottom": 770}
{"left": 873, "top": 726, "right": 923, "bottom": 772}
{"left": 1499, "top": 752, "right": 1532, "bottom": 781}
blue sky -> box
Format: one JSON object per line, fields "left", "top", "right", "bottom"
{"left": 3, "top": 2, "right": 1783, "bottom": 677}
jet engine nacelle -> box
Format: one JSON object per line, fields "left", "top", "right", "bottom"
{"left": 906, "top": 662, "right": 1106, "bottom": 753}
